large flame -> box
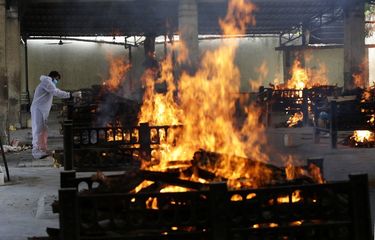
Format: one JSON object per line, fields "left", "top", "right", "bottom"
{"left": 138, "top": 58, "right": 183, "bottom": 126}
{"left": 137, "top": 0, "right": 271, "bottom": 188}
{"left": 287, "top": 59, "right": 309, "bottom": 90}
{"left": 103, "top": 55, "right": 131, "bottom": 90}
{"left": 351, "top": 130, "right": 375, "bottom": 143}
{"left": 277, "top": 58, "right": 328, "bottom": 90}
{"left": 219, "top": 0, "right": 257, "bottom": 35}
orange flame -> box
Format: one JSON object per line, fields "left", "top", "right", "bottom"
{"left": 276, "top": 190, "right": 302, "bottom": 204}
{"left": 352, "top": 58, "right": 368, "bottom": 88}
{"left": 103, "top": 55, "right": 131, "bottom": 90}
{"left": 286, "top": 112, "right": 303, "bottom": 127}
{"left": 145, "top": 197, "right": 158, "bottom": 210}
{"left": 287, "top": 59, "right": 308, "bottom": 90}
{"left": 138, "top": 0, "right": 271, "bottom": 189}
{"left": 139, "top": 56, "right": 183, "bottom": 126}
{"left": 351, "top": 130, "right": 375, "bottom": 143}
{"left": 353, "top": 72, "right": 365, "bottom": 88}
{"left": 309, "top": 164, "right": 324, "bottom": 184}
{"left": 279, "top": 58, "right": 328, "bottom": 90}
{"left": 368, "top": 114, "right": 375, "bottom": 126}
{"left": 362, "top": 90, "right": 372, "bottom": 102}
{"left": 219, "top": 0, "right": 257, "bottom": 35}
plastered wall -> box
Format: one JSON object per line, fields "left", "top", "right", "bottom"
{"left": 21, "top": 37, "right": 345, "bottom": 102}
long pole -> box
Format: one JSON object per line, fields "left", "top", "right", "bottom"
{"left": 24, "top": 37, "right": 30, "bottom": 108}
{"left": 0, "top": 136, "right": 10, "bottom": 181}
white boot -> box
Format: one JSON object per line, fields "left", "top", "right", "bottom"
{"left": 32, "top": 148, "right": 49, "bottom": 159}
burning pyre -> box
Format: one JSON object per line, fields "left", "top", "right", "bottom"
{"left": 349, "top": 130, "right": 375, "bottom": 147}
{"left": 96, "top": 0, "right": 323, "bottom": 191}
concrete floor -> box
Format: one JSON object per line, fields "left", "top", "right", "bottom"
{"left": 1, "top": 112, "right": 375, "bottom": 239}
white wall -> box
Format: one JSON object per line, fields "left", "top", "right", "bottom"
{"left": 199, "top": 37, "right": 283, "bottom": 92}
{"left": 21, "top": 37, "right": 346, "bottom": 101}
{"left": 22, "top": 40, "right": 133, "bottom": 91}
{"left": 303, "top": 48, "right": 344, "bottom": 86}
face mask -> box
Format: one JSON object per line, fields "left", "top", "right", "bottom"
{"left": 52, "top": 79, "right": 58, "bottom": 86}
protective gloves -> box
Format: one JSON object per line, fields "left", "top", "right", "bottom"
{"left": 71, "top": 91, "right": 82, "bottom": 99}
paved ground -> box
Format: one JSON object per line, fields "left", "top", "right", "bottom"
{"left": 1, "top": 112, "right": 375, "bottom": 239}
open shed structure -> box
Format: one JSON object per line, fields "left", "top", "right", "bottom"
{"left": 0, "top": 0, "right": 371, "bottom": 132}
{"left": 17, "top": 0, "right": 345, "bottom": 40}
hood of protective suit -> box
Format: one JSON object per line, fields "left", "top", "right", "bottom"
{"left": 31, "top": 75, "right": 70, "bottom": 120}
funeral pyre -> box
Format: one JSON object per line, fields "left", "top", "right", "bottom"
{"left": 78, "top": 0, "right": 325, "bottom": 192}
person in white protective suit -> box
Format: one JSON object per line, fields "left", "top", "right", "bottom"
{"left": 31, "top": 71, "right": 82, "bottom": 159}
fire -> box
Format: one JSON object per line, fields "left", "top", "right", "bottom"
{"left": 285, "top": 163, "right": 305, "bottom": 181}
{"left": 362, "top": 90, "right": 372, "bottom": 102}
{"left": 353, "top": 72, "right": 365, "bottom": 88}
{"left": 286, "top": 112, "right": 303, "bottom": 127}
{"left": 285, "top": 156, "right": 324, "bottom": 184}
{"left": 145, "top": 197, "right": 158, "bottom": 210}
{"left": 351, "top": 130, "right": 375, "bottom": 143}
{"left": 290, "top": 220, "right": 303, "bottom": 226}
{"left": 103, "top": 55, "right": 131, "bottom": 90}
{"left": 138, "top": 57, "right": 183, "bottom": 126}
{"left": 231, "top": 194, "right": 243, "bottom": 201}
{"left": 309, "top": 164, "right": 324, "bottom": 184}
{"left": 134, "top": 180, "right": 154, "bottom": 193}
{"left": 275, "top": 58, "right": 328, "bottom": 90}
{"left": 276, "top": 190, "right": 302, "bottom": 204}
{"left": 105, "top": 121, "right": 137, "bottom": 142}
{"left": 287, "top": 59, "right": 308, "bottom": 90}
{"left": 361, "top": 85, "right": 374, "bottom": 103}
{"left": 352, "top": 58, "right": 369, "bottom": 88}
{"left": 106, "top": 128, "right": 123, "bottom": 142}
{"left": 251, "top": 223, "right": 278, "bottom": 228}
{"left": 160, "top": 186, "right": 190, "bottom": 193}
{"left": 219, "top": 0, "right": 257, "bottom": 35}
{"left": 138, "top": 0, "right": 271, "bottom": 189}
{"left": 368, "top": 114, "right": 375, "bottom": 126}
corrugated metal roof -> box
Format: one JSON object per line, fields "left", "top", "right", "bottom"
{"left": 18, "top": 0, "right": 347, "bottom": 42}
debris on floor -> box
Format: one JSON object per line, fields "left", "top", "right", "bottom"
{"left": 1, "top": 139, "right": 32, "bottom": 153}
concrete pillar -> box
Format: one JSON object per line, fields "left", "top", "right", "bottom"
{"left": 0, "top": 0, "right": 8, "bottom": 142}
{"left": 143, "top": 35, "right": 158, "bottom": 69}
{"left": 178, "top": 0, "right": 199, "bottom": 73}
{"left": 343, "top": 0, "right": 367, "bottom": 90}
{"left": 6, "top": 5, "right": 21, "bottom": 128}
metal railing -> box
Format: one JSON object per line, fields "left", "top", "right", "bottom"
{"left": 57, "top": 173, "right": 372, "bottom": 240}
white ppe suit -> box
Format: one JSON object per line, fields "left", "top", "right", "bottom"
{"left": 31, "top": 75, "right": 71, "bottom": 159}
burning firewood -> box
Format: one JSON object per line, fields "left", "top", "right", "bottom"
{"left": 89, "top": 170, "right": 144, "bottom": 193}
{"left": 192, "top": 150, "right": 286, "bottom": 187}
{"left": 140, "top": 170, "right": 205, "bottom": 190}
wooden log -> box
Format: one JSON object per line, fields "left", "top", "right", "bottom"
{"left": 192, "top": 150, "right": 286, "bottom": 181}
{"left": 140, "top": 170, "right": 205, "bottom": 190}
{"left": 181, "top": 166, "right": 218, "bottom": 181}
{"left": 90, "top": 170, "right": 144, "bottom": 193}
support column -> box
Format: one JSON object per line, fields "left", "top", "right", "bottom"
{"left": 143, "top": 35, "right": 157, "bottom": 69}
{"left": 178, "top": 0, "right": 199, "bottom": 73}
{"left": 0, "top": 0, "right": 8, "bottom": 143}
{"left": 6, "top": 5, "right": 21, "bottom": 128}
{"left": 344, "top": 0, "right": 367, "bottom": 90}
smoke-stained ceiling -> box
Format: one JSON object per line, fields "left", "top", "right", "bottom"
{"left": 17, "top": 0, "right": 350, "bottom": 44}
